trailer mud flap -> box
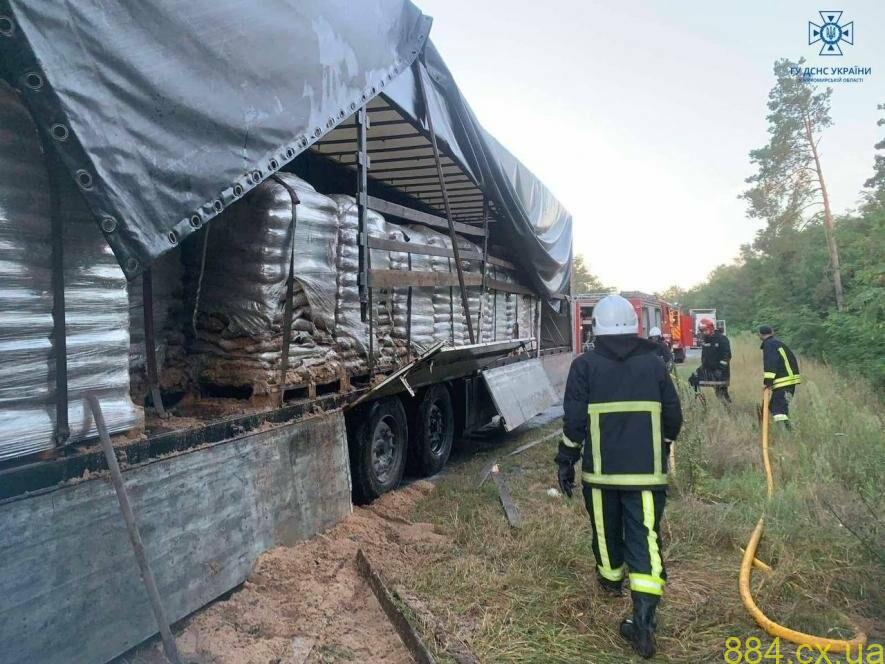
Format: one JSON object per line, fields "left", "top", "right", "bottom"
{"left": 482, "top": 359, "right": 558, "bottom": 432}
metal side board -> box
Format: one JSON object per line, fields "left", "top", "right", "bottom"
{"left": 481, "top": 358, "right": 559, "bottom": 432}
{"left": 0, "top": 411, "right": 352, "bottom": 664}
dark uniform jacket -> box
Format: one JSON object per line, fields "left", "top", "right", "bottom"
{"left": 761, "top": 337, "right": 801, "bottom": 389}
{"left": 653, "top": 339, "right": 674, "bottom": 365}
{"left": 558, "top": 335, "right": 683, "bottom": 490}
{"left": 700, "top": 330, "right": 731, "bottom": 377}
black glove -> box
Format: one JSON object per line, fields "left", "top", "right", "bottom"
{"left": 557, "top": 459, "right": 575, "bottom": 498}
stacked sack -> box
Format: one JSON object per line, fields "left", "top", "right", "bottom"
{"left": 187, "top": 174, "right": 341, "bottom": 395}
{"left": 186, "top": 173, "right": 538, "bottom": 397}
{"left": 0, "top": 83, "right": 140, "bottom": 460}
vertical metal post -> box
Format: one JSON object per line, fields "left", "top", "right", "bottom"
{"left": 142, "top": 269, "right": 167, "bottom": 418}
{"left": 477, "top": 197, "right": 490, "bottom": 341}
{"left": 413, "top": 58, "right": 475, "bottom": 344}
{"left": 271, "top": 175, "right": 300, "bottom": 406}
{"left": 493, "top": 288, "right": 498, "bottom": 341}
{"left": 356, "top": 106, "right": 374, "bottom": 375}
{"left": 47, "top": 151, "right": 70, "bottom": 445}
{"left": 406, "top": 253, "right": 413, "bottom": 361}
{"left": 88, "top": 395, "right": 182, "bottom": 664}
{"left": 535, "top": 298, "right": 542, "bottom": 358}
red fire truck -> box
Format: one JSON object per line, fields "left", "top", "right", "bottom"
{"left": 573, "top": 292, "right": 693, "bottom": 362}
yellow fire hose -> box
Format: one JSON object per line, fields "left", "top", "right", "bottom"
{"left": 738, "top": 387, "right": 867, "bottom": 654}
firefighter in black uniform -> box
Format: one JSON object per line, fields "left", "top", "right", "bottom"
{"left": 556, "top": 295, "right": 683, "bottom": 659}
{"left": 758, "top": 325, "right": 801, "bottom": 430}
{"left": 688, "top": 319, "right": 732, "bottom": 402}
{"left": 648, "top": 326, "right": 674, "bottom": 371}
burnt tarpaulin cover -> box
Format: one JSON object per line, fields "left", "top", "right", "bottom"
{"left": 0, "top": 1, "right": 571, "bottom": 297}
{"left": 383, "top": 42, "right": 573, "bottom": 297}
{"left": 0, "top": 0, "right": 431, "bottom": 277}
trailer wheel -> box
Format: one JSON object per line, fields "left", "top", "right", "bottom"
{"left": 409, "top": 384, "right": 454, "bottom": 477}
{"left": 349, "top": 397, "right": 408, "bottom": 504}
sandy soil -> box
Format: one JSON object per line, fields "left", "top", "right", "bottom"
{"left": 124, "top": 481, "right": 448, "bottom": 664}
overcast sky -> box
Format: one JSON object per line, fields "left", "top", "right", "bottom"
{"left": 415, "top": 0, "right": 884, "bottom": 291}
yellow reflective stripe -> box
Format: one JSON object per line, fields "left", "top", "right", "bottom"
{"left": 772, "top": 414, "right": 789, "bottom": 422}
{"left": 778, "top": 347, "right": 795, "bottom": 377}
{"left": 588, "top": 401, "right": 662, "bottom": 414}
{"left": 589, "top": 410, "right": 602, "bottom": 474}
{"left": 773, "top": 375, "right": 801, "bottom": 388}
{"left": 629, "top": 573, "right": 665, "bottom": 596}
{"left": 642, "top": 491, "right": 663, "bottom": 580}
{"left": 763, "top": 371, "right": 777, "bottom": 379}
{"left": 599, "top": 564, "right": 625, "bottom": 582}
{"left": 587, "top": 401, "right": 663, "bottom": 477}
{"left": 582, "top": 472, "right": 668, "bottom": 486}
{"left": 561, "top": 433, "right": 582, "bottom": 449}
{"left": 591, "top": 488, "right": 613, "bottom": 576}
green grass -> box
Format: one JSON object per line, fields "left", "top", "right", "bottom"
{"left": 395, "top": 337, "right": 884, "bottom": 662}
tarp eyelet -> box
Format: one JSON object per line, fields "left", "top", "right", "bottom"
{"left": 100, "top": 217, "right": 117, "bottom": 233}
{"left": 24, "top": 72, "right": 43, "bottom": 90}
{"left": 167, "top": 230, "right": 178, "bottom": 245}
{"left": 251, "top": 170, "right": 261, "bottom": 183}
{"left": 0, "top": 15, "right": 15, "bottom": 37}
{"left": 50, "top": 123, "right": 69, "bottom": 141}
{"left": 125, "top": 258, "right": 139, "bottom": 273}
{"left": 75, "top": 169, "right": 93, "bottom": 189}
{"left": 213, "top": 200, "right": 223, "bottom": 212}
{"left": 269, "top": 158, "right": 278, "bottom": 170}
{"left": 190, "top": 214, "right": 202, "bottom": 228}
{"left": 233, "top": 184, "right": 243, "bottom": 197}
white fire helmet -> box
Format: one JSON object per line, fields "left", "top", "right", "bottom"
{"left": 593, "top": 295, "right": 639, "bottom": 336}
{"left": 649, "top": 326, "right": 662, "bottom": 338}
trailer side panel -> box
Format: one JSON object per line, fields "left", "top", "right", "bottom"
{"left": 0, "top": 411, "right": 351, "bottom": 664}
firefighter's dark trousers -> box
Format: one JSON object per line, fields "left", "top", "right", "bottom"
{"left": 770, "top": 386, "right": 795, "bottom": 423}
{"left": 688, "top": 367, "right": 731, "bottom": 403}
{"left": 582, "top": 485, "right": 667, "bottom": 597}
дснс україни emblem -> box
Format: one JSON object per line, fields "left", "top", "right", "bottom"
{"left": 808, "top": 11, "right": 853, "bottom": 56}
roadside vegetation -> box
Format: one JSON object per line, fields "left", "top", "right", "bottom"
{"left": 396, "top": 338, "right": 883, "bottom": 662}
{"left": 668, "top": 68, "right": 884, "bottom": 391}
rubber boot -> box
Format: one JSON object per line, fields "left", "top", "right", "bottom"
{"left": 597, "top": 575, "right": 623, "bottom": 596}
{"left": 619, "top": 592, "right": 658, "bottom": 658}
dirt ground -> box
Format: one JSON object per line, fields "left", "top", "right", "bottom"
{"left": 125, "top": 481, "right": 449, "bottom": 664}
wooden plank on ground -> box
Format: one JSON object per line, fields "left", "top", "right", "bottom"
{"left": 507, "top": 430, "right": 562, "bottom": 457}
{"left": 490, "top": 465, "right": 522, "bottom": 528}
{"left": 356, "top": 549, "right": 436, "bottom": 664}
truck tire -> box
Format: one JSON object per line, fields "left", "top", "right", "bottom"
{"left": 409, "top": 384, "right": 454, "bottom": 477}
{"left": 349, "top": 397, "right": 408, "bottom": 504}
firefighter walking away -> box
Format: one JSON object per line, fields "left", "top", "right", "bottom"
{"left": 556, "top": 294, "right": 683, "bottom": 658}
{"left": 758, "top": 324, "right": 801, "bottom": 430}
{"left": 688, "top": 318, "right": 732, "bottom": 402}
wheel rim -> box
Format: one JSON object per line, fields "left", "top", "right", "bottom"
{"left": 427, "top": 402, "right": 447, "bottom": 455}
{"left": 371, "top": 416, "right": 399, "bottom": 483}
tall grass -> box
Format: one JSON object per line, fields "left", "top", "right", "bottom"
{"left": 399, "top": 338, "right": 883, "bottom": 662}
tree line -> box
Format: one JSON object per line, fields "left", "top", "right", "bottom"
{"left": 673, "top": 59, "right": 884, "bottom": 389}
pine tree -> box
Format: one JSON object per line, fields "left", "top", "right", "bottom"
{"left": 741, "top": 58, "right": 845, "bottom": 311}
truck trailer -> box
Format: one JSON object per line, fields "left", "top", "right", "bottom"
{"left": 0, "top": 4, "right": 574, "bottom": 663}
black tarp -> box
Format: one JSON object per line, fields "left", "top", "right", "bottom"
{"left": 0, "top": 0, "right": 572, "bottom": 296}
{"left": 384, "top": 43, "right": 572, "bottom": 295}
